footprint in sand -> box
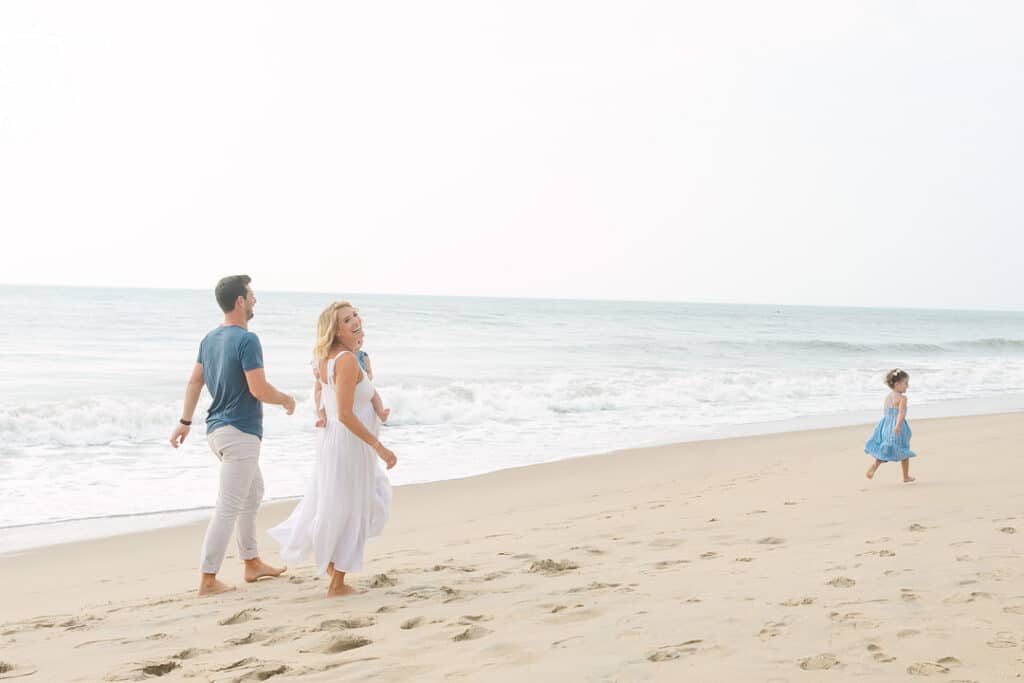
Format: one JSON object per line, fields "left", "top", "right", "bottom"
{"left": 942, "top": 592, "right": 991, "bottom": 604}
{"left": 647, "top": 640, "right": 704, "bottom": 662}
{"left": 866, "top": 643, "right": 897, "bottom": 662}
{"left": 735, "top": 557, "right": 755, "bottom": 563}
{"left": 400, "top": 617, "right": 424, "bottom": 630}
{"left": 758, "top": 537, "right": 786, "bottom": 545}
{"left": 826, "top": 577, "right": 856, "bottom": 588}
{"left": 405, "top": 585, "right": 462, "bottom": 603}
{"left": 569, "top": 545, "right": 606, "bottom": 555}
{"left": 546, "top": 605, "right": 601, "bottom": 624}
{"left": 213, "top": 658, "right": 259, "bottom": 672}
{"left": 907, "top": 662, "right": 950, "bottom": 675}
{"left": 999, "top": 526, "right": 1016, "bottom": 534}
{"left": 897, "top": 629, "right": 920, "bottom": 639}
{"left": 172, "top": 648, "right": 210, "bottom": 660}
{"left": 369, "top": 573, "right": 398, "bottom": 588}
{"left": 316, "top": 617, "right": 375, "bottom": 631}
{"left": 527, "top": 559, "right": 579, "bottom": 575}
{"left": 908, "top": 523, "right": 927, "bottom": 532}
{"left": 652, "top": 559, "right": 690, "bottom": 570}
{"left": 310, "top": 636, "right": 372, "bottom": 654}
{"left": 986, "top": 632, "right": 1016, "bottom": 648}
{"left": 1002, "top": 605, "right": 1024, "bottom": 615}
{"left": 453, "top": 625, "right": 491, "bottom": 642}
{"left": 225, "top": 631, "right": 265, "bottom": 646}
{"left": 459, "top": 615, "right": 492, "bottom": 623}
{"left": 142, "top": 663, "right": 178, "bottom": 678}
{"left": 0, "top": 661, "right": 38, "bottom": 679}
{"left": 568, "top": 582, "right": 621, "bottom": 593}
{"left": 758, "top": 621, "right": 787, "bottom": 640}
{"left": 219, "top": 608, "right": 262, "bottom": 626}
{"left": 234, "top": 664, "right": 288, "bottom": 681}
{"left": 829, "top": 612, "right": 880, "bottom": 630}
{"left": 798, "top": 653, "right": 840, "bottom": 671}
{"left": 901, "top": 589, "right": 919, "bottom": 602}
{"left": 700, "top": 552, "right": 719, "bottom": 560}
{"left": 780, "top": 597, "right": 815, "bottom": 607}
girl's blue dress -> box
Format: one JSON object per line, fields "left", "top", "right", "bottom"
{"left": 865, "top": 406, "right": 915, "bottom": 461}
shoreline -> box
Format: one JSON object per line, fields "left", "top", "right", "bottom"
{"left": 5, "top": 399, "right": 1024, "bottom": 555}
{"left": 4, "top": 411, "right": 1024, "bottom": 680}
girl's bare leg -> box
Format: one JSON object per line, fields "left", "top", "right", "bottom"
{"left": 866, "top": 459, "right": 882, "bottom": 479}
{"left": 902, "top": 459, "right": 915, "bottom": 483}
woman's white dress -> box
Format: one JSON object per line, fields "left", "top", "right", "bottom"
{"left": 269, "top": 350, "right": 391, "bottom": 574}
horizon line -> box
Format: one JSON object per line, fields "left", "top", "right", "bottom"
{"left": 1, "top": 280, "right": 1022, "bottom": 315}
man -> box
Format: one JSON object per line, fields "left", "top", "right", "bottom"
{"left": 170, "top": 275, "right": 295, "bottom": 596}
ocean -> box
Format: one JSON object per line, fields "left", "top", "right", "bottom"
{"left": 2, "top": 285, "right": 1023, "bottom": 551}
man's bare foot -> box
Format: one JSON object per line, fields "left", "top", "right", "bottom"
{"left": 198, "top": 577, "right": 236, "bottom": 597}
{"left": 243, "top": 558, "right": 286, "bottom": 583}
{"left": 904, "top": 476, "right": 916, "bottom": 483}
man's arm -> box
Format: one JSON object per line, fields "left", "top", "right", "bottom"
{"left": 245, "top": 368, "right": 296, "bottom": 414}
{"left": 170, "top": 363, "right": 204, "bottom": 448}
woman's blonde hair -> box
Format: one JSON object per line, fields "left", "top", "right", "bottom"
{"left": 313, "top": 300, "right": 355, "bottom": 360}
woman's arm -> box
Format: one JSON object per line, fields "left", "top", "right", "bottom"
{"left": 335, "top": 354, "right": 397, "bottom": 468}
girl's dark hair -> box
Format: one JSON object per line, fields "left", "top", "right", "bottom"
{"left": 885, "top": 368, "right": 909, "bottom": 388}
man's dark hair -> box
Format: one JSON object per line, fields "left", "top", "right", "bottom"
{"left": 215, "top": 275, "right": 252, "bottom": 313}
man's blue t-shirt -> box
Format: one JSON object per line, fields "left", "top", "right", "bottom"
{"left": 197, "top": 325, "right": 264, "bottom": 439}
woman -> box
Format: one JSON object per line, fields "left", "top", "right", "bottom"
{"left": 269, "top": 301, "right": 397, "bottom": 597}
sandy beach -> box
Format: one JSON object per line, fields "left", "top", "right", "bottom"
{"left": 2, "top": 413, "right": 1023, "bottom": 681}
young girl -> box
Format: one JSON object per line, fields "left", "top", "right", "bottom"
{"left": 865, "top": 368, "right": 916, "bottom": 483}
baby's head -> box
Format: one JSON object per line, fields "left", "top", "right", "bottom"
{"left": 885, "top": 368, "right": 910, "bottom": 393}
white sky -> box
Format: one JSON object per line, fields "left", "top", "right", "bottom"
{"left": 2, "top": 2, "right": 1022, "bottom": 309}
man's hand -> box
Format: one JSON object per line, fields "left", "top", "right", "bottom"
{"left": 283, "top": 395, "right": 296, "bottom": 415}
{"left": 170, "top": 423, "right": 190, "bottom": 448}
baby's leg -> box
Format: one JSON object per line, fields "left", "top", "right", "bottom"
{"left": 901, "top": 459, "right": 915, "bottom": 483}
{"left": 866, "top": 459, "right": 882, "bottom": 479}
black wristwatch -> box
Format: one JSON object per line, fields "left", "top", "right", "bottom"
{"left": 179, "top": 418, "right": 192, "bottom": 426}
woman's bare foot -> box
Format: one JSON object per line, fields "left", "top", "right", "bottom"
{"left": 327, "top": 583, "right": 361, "bottom": 598}
{"left": 198, "top": 575, "right": 236, "bottom": 597}
{"left": 326, "top": 570, "right": 363, "bottom": 598}
{"left": 243, "top": 558, "right": 286, "bottom": 583}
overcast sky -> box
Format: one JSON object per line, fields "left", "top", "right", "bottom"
{"left": 2, "top": 1, "right": 1022, "bottom": 309}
